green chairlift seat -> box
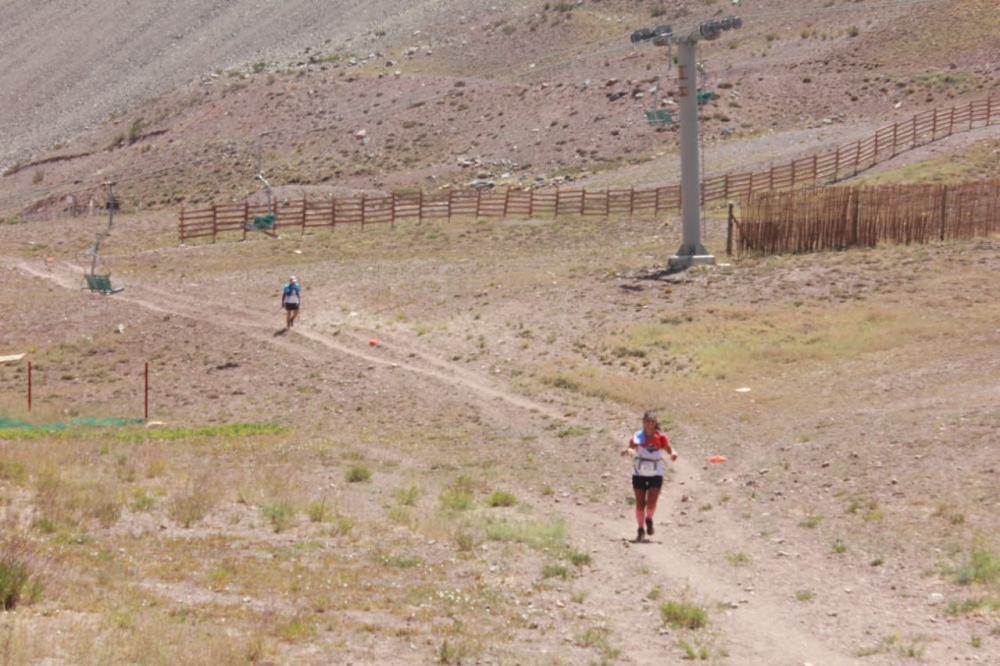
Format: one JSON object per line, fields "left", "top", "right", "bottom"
{"left": 243, "top": 213, "right": 277, "bottom": 237}
{"left": 645, "top": 108, "right": 674, "bottom": 126}
{"left": 252, "top": 214, "right": 276, "bottom": 230}
{"left": 84, "top": 273, "right": 123, "bottom": 294}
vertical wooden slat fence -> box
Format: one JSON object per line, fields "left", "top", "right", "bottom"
{"left": 732, "top": 179, "right": 1000, "bottom": 258}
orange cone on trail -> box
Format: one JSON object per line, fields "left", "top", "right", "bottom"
{"left": 708, "top": 455, "right": 728, "bottom": 463}
{"left": 368, "top": 339, "right": 379, "bottom": 346}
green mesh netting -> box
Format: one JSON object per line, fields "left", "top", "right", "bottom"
{"left": 0, "top": 417, "right": 144, "bottom": 430}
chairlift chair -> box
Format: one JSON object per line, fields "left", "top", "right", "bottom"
{"left": 646, "top": 108, "right": 675, "bottom": 126}
{"left": 84, "top": 273, "right": 123, "bottom": 294}
{"left": 242, "top": 212, "right": 277, "bottom": 236}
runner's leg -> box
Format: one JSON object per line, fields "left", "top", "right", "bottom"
{"left": 644, "top": 486, "right": 661, "bottom": 535}
{"left": 634, "top": 487, "right": 647, "bottom": 540}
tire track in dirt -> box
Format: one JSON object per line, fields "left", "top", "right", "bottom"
{"left": 16, "top": 259, "right": 568, "bottom": 421}
{"left": 565, "top": 459, "right": 859, "bottom": 666}
{"left": 15, "top": 258, "right": 859, "bottom": 665}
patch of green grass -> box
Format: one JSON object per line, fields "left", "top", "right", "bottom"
{"left": 262, "top": 501, "right": 296, "bottom": 533}
{"left": 440, "top": 488, "right": 473, "bottom": 511}
{"left": 725, "top": 551, "right": 752, "bottom": 566}
{"left": 944, "top": 597, "right": 1000, "bottom": 616}
{"left": 120, "top": 423, "right": 288, "bottom": 441}
{"left": 129, "top": 488, "right": 155, "bottom": 512}
{"left": 798, "top": 514, "right": 822, "bottom": 529}
{"left": 678, "top": 638, "right": 711, "bottom": 660}
{"left": 436, "top": 637, "right": 478, "bottom": 664}
{"left": 345, "top": 464, "right": 371, "bottom": 483}
{"left": 482, "top": 516, "right": 567, "bottom": 551}
{"left": 168, "top": 474, "right": 219, "bottom": 527}
{"left": 659, "top": 599, "right": 709, "bottom": 630}
{"left": 486, "top": 490, "right": 517, "bottom": 507}
{"left": 395, "top": 484, "right": 420, "bottom": 506}
{"left": 541, "top": 563, "right": 571, "bottom": 580}
{"left": 329, "top": 514, "right": 355, "bottom": 537}
{"left": 0, "top": 535, "right": 44, "bottom": 609}
{"left": 955, "top": 548, "right": 1000, "bottom": 586}
{"left": 274, "top": 614, "right": 316, "bottom": 641}
{"left": 307, "top": 499, "right": 330, "bottom": 522}
{"left": 440, "top": 476, "right": 476, "bottom": 511}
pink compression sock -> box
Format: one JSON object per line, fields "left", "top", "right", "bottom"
{"left": 636, "top": 509, "right": 645, "bottom": 528}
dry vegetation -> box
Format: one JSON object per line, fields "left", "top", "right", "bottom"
{"left": 1, "top": 0, "right": 1000, "bottom": 664}
{"left": 1, "top": 208, "right": 999, "bottom": 664}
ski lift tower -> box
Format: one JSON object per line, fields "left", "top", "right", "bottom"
{"left": 632, "top": 16, "right": 742, "bottom": 268}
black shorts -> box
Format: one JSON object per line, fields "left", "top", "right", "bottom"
{"left": 632, "top": 475, "right": 663, "bottom": 490}
{"left": 284, "top": 303, "right": 299, "bottom": 311}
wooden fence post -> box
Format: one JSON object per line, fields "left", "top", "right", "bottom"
{"left": 852, "top": 189, "right": 861, "bottom": 247}
{"left": 726, "top": 202, "right": 734, "bottom": 257}
{"left": 939, "top": 185, "right": 948, "bottom": 242}
{"left": 241, "top": 202, "right": 249, "bottom": 241}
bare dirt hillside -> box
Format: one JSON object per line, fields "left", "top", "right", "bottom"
{"left": 2, "top": 0, "right": 1000, "bottom": 215}
{"left": 1, "top": 210, "right": 999, "bottom": 665}
{"left": 0, "top": 0, "right": 472, "bottom": 172}
{"left": 1, "top": 1, "right": 999, "bottom": 664}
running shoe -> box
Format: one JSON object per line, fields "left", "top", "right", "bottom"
{"left": 636, "top": 527, "right": 645, "bottom": 542}
{"left": 645, "top": 517, "right": 654, "bottom": 536}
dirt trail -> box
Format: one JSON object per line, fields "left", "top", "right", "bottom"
{"left": 15, "top": 257, "right": 860, "bottom": 664}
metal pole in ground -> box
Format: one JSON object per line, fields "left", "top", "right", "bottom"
{"left": 632, "top": 17, "right": 742, "bottom": 269}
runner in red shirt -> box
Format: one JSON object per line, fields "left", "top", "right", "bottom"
{"left": 621, "top": 411, "right": 678, "bottom": 542}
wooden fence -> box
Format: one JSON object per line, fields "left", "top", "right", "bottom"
{"left": 179, "top": 96, "right": 1000, "bottom": 244}
{"left": 730, "top": 180, "right": 1000, "bottom": 257}
{"left": 177, "top": 186, "right": 682, "bottom": 243}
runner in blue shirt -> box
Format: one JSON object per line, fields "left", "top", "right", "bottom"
{"left": 281, "top": 276, "right": 301, "bottom": 329}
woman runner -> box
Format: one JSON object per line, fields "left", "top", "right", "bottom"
{"left": 622, "top": 411, "right": 678, "bottom": 542}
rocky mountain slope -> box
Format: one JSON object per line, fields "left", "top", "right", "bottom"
{"left": 1, "top": 0, "right": 998, "bottom": 215}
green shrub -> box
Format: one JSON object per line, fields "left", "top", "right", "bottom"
{"left": 487, "top": 490, "right": 517, "bottom": 507}
{"left": 542, "top": 563, "right": 570, "bottom": 580}
{"left": 263, "top": 502, "right": 296, "bottom": 533}
{"left": 345, "top": 464, "right": 371, "bottom": 483}
{"left": 956, "top": 548, "right": 1000, "bottom": 586}
{"left": 659, "top": 599, "right": 708, "bottom": 629}
{"left": 0, "top": 536, "right": 43, "bottom": 610}
{"left": 307, "top": 499, "right": 330, "bottom": 522}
